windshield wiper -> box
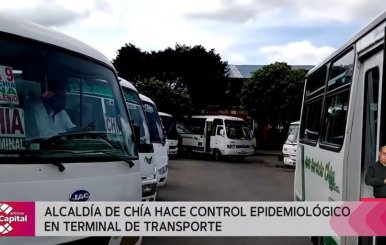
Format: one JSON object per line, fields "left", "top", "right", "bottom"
{"left": 101, "top": 150, "right": 135, "bottom": 168}
{"left": 0, "top": 147, "right": 136, "bottom": 172}
{"left": 51, "top": 162, "right": 66, "bottom": 172}
{"left": 29, "top": 131, "right": 109, "bottom": 145}
{"left": 41, "top": 149, "right": 136, "bottom": 168}
{"left": 28, "top": 131, "right": 128, "bottom": 153}
{"left": 0, "top": 150, "right": 66, "bottom": 172}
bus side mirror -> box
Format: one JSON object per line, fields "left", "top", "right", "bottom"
{"left": 133, "top": 124, "right": 141, "bottom": 147}
{"left": 219, "top": 129, "right": 225, "bottom": 137}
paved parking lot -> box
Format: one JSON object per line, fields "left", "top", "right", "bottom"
{"left": 142, "top": 154, "right": 313, "bottom": 245}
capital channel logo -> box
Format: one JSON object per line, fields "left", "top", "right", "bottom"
{"left": 0, "top": 202, "right": 35, "bottom": 236}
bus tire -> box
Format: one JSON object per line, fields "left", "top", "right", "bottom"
{"left": 213, "top": 149, "right": 222, "bottom": 161}
{"left": 237, "top": 157, "right": 245, "bottom": 162}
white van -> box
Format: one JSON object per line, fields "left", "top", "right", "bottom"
{"left": 179, "top": 115, "right": 254, "bottom": 160}
{"left": 282, "top": 121, "right": 299, "bottom": 166}
{"left": 139, "top": 94, "right": 168, "bottom": 187}
{"left": 0, "top": 14, "right": 141, "bottom": 244}
{"left": 120, "top": 78, "right": 157, "bottom": 200}
{"left": 159, "top": 112, "right": 179, "bottom": 156}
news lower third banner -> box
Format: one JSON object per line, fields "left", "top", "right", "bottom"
{"left": 1, "top": 201, "right": 386, "bottom": 236}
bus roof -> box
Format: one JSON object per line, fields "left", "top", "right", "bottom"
{"left": 191, "top": 115, "right": 245, "bottom": 121}
{"left": 158, "top": 112, "right": 172, "bottom": 117}
{"left": 119, "top": 77, "right": 138, "bottom": 92}
{"left": 308, "top": 10, "right": 386, "bottom": 76}
{"left": 0, "top": 13, "right": 113, "bottom": 69}
{"left": 139, "top": 93, "right": 155, "bottom": 105}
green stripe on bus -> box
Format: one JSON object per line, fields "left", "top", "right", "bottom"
{"left": 322, "top": 236, "right": 338, "bottom": 245}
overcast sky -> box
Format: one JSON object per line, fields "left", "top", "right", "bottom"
{"left": 2, "top": 0, "right": 386, "bottom": 65}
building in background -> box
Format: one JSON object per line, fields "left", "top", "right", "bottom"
{"left": 202, "top": 65, "right": 314, "bottom": 149}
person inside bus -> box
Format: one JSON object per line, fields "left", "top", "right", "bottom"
{"left": 25, "top": 81, "right": 95, "bottom": 138}
{"left": 365, "top": 145, "right": 386, "bottom": 198}
{"left": 25, "top": 82, "right": 76, "bottom": 139}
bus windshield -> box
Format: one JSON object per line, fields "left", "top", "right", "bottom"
{"left": 142, "top": 101, "right": 164, "bottom": 143}
{"left": 160, "top": 115, "right": 178, "bottom": 140}
{"left": 285, "top": 123, "right": 299, "bottom": 144}
{"left": 122, "top": 87, "right": 150, "bottom": 144}
{"left": 224, "top": 120, "right": 252, "bottom": 140}
{"left": 0, "top": 35, "right": 137, "bottom": 162}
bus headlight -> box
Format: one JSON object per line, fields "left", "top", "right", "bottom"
{"left": 158, "top": 165, "right": 168, "bottom": 175}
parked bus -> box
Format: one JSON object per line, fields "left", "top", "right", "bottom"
{"left": 294, "top": 10, "right": 386, "bottom": 245}
{"left": 120, "top": 78, "right": 157, "bottom": 200}
{"left": 0, "top": 14, "right": 141, "bottom": 244}
{"left": 159, "top": 112, "right": 179, "bottom": 156}
{"left": 179, "top": 115, "right": 254, "bottom": 160}
{"left": 140, "top": 94, "right": 168, "bottom": 187}
{"left": 282, "top": 121, "right": 299, "bottom": 166}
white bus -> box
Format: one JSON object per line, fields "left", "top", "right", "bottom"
{"left": 0, "top": 14, "right": 141, "bottom": 244}
{"left": 282, "top": 121, "right": 299, "bottom": 166}
{"left": 179, "top": 115, "right": 254, "bottom": 160}
{"left": 120, "top": 78, "right": 157, "bottom": 201}
{"left": 294, "top": 10, "right": 386, "bottom": 245}
{"left": 140, "top": 94, "right": 169, "bottom": 187}
{"left": 159, "top": 112, "right": 179, "bottom": 156}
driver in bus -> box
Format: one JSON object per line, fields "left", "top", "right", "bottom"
{"left": 25, "top": 82, "right": 76, "bottom": 139}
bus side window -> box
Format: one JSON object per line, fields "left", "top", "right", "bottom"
{"left": 300, "top": 65, "right": 327, "bottom": 144}
{"left": 363, "top": 67, "right": 379, "bottom": 170}
{"left": 301, "top": 99, "right": 323, "bottom": 142}
{"left": 212, "top": 119, "right": 223, "bottom": 136}
{"left": 320, "top": 48, "right": 354, "bottom": 148}
{"left": 321, "top": 91, "right": 349, "bottom": 146}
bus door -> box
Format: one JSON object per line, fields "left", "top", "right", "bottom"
{"left": 211, "top": 119, "right": 225, "bottom": 151}
{"left": 205, "top": 120, "right": 213, "bottom": 153}
{"left": 360, "top": 51, "right": 383, "bottom": 200}
{"left": 212, "top": 125, "right": 225, "bottom": 149}
{"left": 357, "top": 48, "right": 383, "bottom": 245}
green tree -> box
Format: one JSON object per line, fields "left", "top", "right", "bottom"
{"left": 170, "top": 44, "right": 228, "bottom": 109}
{"left": 136, "top": 78, "right": 192, "bottom": 120}
{"left": 113, "top": 43, "right": 228, "bottom": 111}
{"left": 241, "top": 62, "right": 307, "bottom": 126}
{"left": 112, "top": 43, "right": 150, "bottom": 84}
